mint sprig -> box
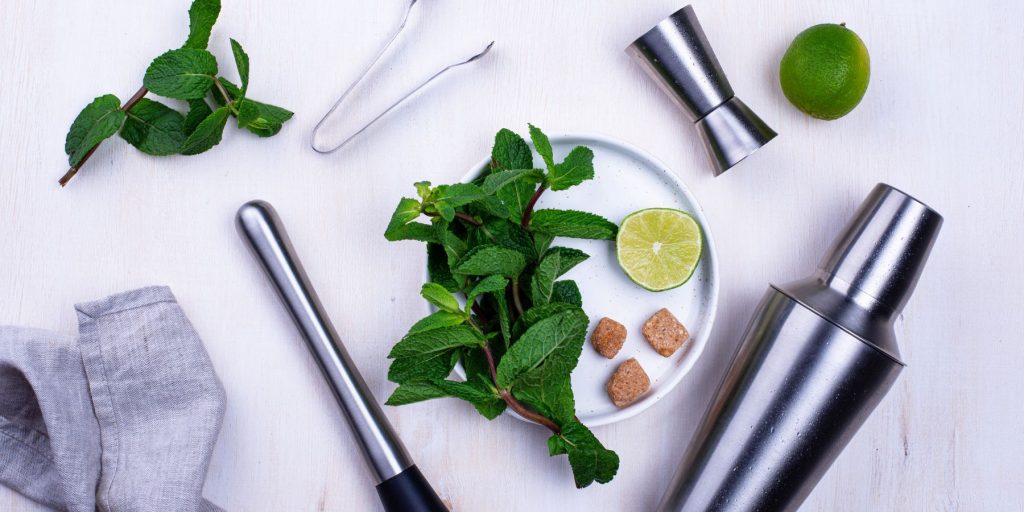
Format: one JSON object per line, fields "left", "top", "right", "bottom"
{"left": 383, "top": 125, "right": 620, "bottom": 488}
{"left": 59, "top": 0, "right": 292, "bottom": 186}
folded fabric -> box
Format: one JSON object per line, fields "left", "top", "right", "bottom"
{"left": 0, "top": 286, "right": 226, "bottom": 512}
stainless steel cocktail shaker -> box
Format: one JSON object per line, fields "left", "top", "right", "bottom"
{"left": 657, "top": 183, "right": 942, "bottom": 511}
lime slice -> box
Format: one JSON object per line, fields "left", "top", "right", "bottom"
{"left": 616, "top": 208, "right": 703, "bottom": 291}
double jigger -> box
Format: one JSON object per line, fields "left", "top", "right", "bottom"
{"left": 629, "top": 5, "right": 777, "bottom": 175}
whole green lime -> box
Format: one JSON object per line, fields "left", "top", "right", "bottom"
{"left": 779, "top": 23, "right": 870, "bottom": 120}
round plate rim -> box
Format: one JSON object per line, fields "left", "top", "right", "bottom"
{"left": 436, "top": 132, "right": 720, "bottom": 427}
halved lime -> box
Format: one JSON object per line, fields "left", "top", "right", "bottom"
{"left": 616, "top": 208, "right": 703, "bottom": 291}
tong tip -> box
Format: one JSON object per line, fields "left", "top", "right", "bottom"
{"left": 464, "top": 41, "right": 496, "bottom": 64}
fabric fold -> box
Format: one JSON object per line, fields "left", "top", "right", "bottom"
{"left": 1, "top": 286, "right": 226, "bottom": 511}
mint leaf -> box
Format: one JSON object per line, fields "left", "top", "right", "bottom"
{"left": 490, "top": 128, "right": 533, "bottom": 170}
{"left": 427, "top": 243, "right": 460, "bottom": 291}
{"left": 549, "top": 421, "right": 620, "bottom": 488}
{"left": 143, "top": 48, "right": 218, "bottom": 100}
{"left": 471, "top": 195, "right": 511, "bottom": 219}
{"left": 64, "top": 94, "right": 126, "bottom": 166}
{"left": 386, "top": 378, "right": 505, "bottom": 419}
{"left": 388, "top": 325, "right": 482, "bottom": 359}
{"left": 414, "top": 181, "right": 432, "bottom": 201}
{"left": 229, "top": 38, "right": 250, "bottom": 96}
{"left": 183, "top": 0, "right": 221, "bottom": 49}
{"left": 491, "top": 129, "right": 536, "bottom": 221}
{"left": 498, "top": 182, "right": 537, "bottom": 224}
{"left": 548, "top": 435, "right": 567, "bottom": 456}
{"left": 434, "top": 202, "right": 456, "bottom": 222}
{"left": 386, "top": 382, "right": 448, "bottom": 406}
{"left": 551, "top": 280, "right": 582, "bottom": 307}
{"left": 528, "top": 123, "right": 555, "bottom": 171}
{"left": 547, "top": 146, "right": 594, "bottom": 191}
{"left": 436, "top": 219, "right": 469, "bottom": 286}
{"left": 462, "top": 345, "right": 499, "bottom": 385}
{"left": 384, "top": 198, "right": 427, "bottom": 242}
{"left": 179, "top": 106, "right": 229, "bottom": 155}
{"left": 477, "top": 218, "right": 537, "bottom": 261}
{"left": 513, "top": 372, "right": 574, "bottom": 426}
{"left": 454, "top": 245, "right": 527, "bottom": 278}
{"left": 386, "top": 223, "right": 437, "bottom": 243}
{"left": 420, "top": 283, "right": 462, "bottom": 314}
{"left": 467, "top": 275, "right": 508, "bottom": 305}
{"left": 529, "top": 251, "right": 561, "bottom": 306}
{"left": 482, "top": 168, "right": 544, "bottom": 194}
{"left": 240, "top": 99, "right": 292, "bottom": 136}
{"left": 526, "top": 248, "right": 585, "bottom": 308}
{"left": 513, "top": 302, "right": 577, "bottom": 340}
{"left": 530, "top": 209, "right": 618, "bottom": 240}
{"left": 215, "top": 77, "right": 240, "bottom": 103}
{"left": 545, "top": 247, "right": 588, "bottom": 276}
{"left": 434, "top": 183, "right": 486, "bottom": 208}
{"left": 493, "top": 291, "right": 512, "bottom": 348}
{"left": 243, "top": 101, "right": 292, "bottom": 137}
{"left": 217, "top": 78, "right": 293, "bottom": 137}
{"left": 236, "top": 99, "right": 259, "bottom": 128}
{"left": 407, "top": 311, "right": 467, "bottom": 335}
{"left": 119, "top": 98, "right": 185, "bottom": 155}
{"left": 518, "top": 310, "right": 587, "bottom": 387}
{"left": 183, "top": 98, "right": 213, "bottom": 135}
{"left": 388, "top": 349, "right": 460, "bottom": 383}
{"left": 534, "top": 232, "right": 555, "bottom": 256}
{"left": 435, "top": 378, "right": 506, "bottom": 419}
{"left": 496, "top": 308, "right": 588, "bottom": 388}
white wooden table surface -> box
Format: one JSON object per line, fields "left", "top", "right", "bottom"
{"left": 2, "top": 0, "right": 1022, "bottom": 510}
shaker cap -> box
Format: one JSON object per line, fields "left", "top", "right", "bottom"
{"left": 818, "top": 183, "right": 944, "bottom": 315}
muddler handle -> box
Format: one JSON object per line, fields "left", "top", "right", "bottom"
{"left": 236, "top": 200, "right": 447, "bottom": 512}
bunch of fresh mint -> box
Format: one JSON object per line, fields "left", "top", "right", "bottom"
{"left": 59, "top": 0, "right": 292, "bottom": 186}
{"left": 384, "top": 125, "right": 620, "bottom": 488}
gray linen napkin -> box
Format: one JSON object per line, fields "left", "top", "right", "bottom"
{"left": 0, "top": 286, "right": 226, "bottom": 511}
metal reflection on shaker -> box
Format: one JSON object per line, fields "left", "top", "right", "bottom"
{"left": 657, "top": 184, "right": 942, "bottom": 511}
{"left": 627, "top": 5, "right": 777, "bottom": 175}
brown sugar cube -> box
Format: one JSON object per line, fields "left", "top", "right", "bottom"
{"left": 642, "top": 308, "right": 689, "bottom": 357}
{"left": 590, "top": 317, "right": 627, "bottom": 358}
{"left": 606, "top": 358, "right": 650, "bottom": 408}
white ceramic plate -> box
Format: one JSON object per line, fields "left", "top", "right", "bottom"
{"left": 442, "top": 133, "right": 719, "bottom": 427}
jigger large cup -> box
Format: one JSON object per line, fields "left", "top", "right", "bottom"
{"left": 628, "top": 5, "right": 777, "bottom": 175}
{"left": 657, "top": 184, "right": 942, "bottom": 511}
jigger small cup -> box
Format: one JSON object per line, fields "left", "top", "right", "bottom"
{"left": 627, "top": 5, "right": 777, "bottom": 175}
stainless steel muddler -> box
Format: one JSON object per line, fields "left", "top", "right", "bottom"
{"left": 657, "top": 184, "right": 942, "bottom": 511}
{"left": 237, "top": 201, "right": 447, "bottom": 512}
{"left": 628, "top": 5, "right": 776, "bottom": 175}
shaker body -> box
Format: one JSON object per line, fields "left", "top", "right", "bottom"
{"left": 658, "top": 288, "right": 903, "bottom": 512}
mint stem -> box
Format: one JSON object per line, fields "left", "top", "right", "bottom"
{"left": 501, "top": 389, "right": 560, "bottom": 433}
{"left": 424, "top": 210, "right": 482, "bottom": 226}
{"left": 471, "top": 304, "right": 560, "bottom": 434}
{"left": 482, "top": 342, "right": 499, "bottom": 382}
{"left": 455, "top": 211, "right": 483, "bottom": 226}
{"left": 213, "top": 78, "right": 238, "bottom": 114}
{"left": 59, "top": 86, "right": 149, "bottom": 187}
{"left": 470, "top": 301, "right": 489, "bottom": 324}
{"left": 521, "top": 185, "right": 546, "bottom": 228}
{"left": 511, "top": 281, "right": 525, "bottom": 316}
{"left": 482, "top": 343, "right": 560, "bottom": 433}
